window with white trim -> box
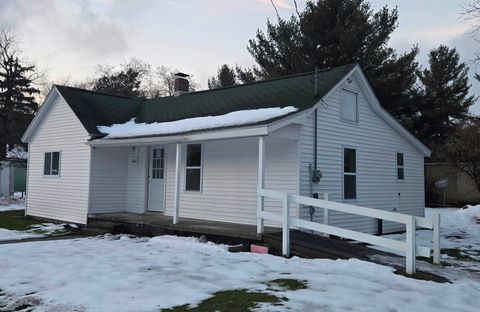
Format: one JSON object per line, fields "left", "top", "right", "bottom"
{"left": 397, "top": 152, "right": 405, "bottom": 181}
{"left": 44, "top": 152, "right": 60, "bottom": 176}
{"left": 343, "top": 148, "right": 356, "bottom": 200}
{"left": 341, "top": 89, "right": 358, "bottom": 123}
{"left": 185, "top": 144, "right": 202, "bottom": 191}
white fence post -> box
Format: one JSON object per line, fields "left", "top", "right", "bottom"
{"left": 433, "top": 213, "right": 441, "bottom": 264}
{"left": 257, "top": 136, "right": 266, "bottom": 234}
{"left": 323, "top": 193, "right": 330, "bottom": 238}
{"left": 282, "top": 192, "right": 290, "bottom": 257}
{"left": 406, "top": 215, "right": 416, "bottom": 274}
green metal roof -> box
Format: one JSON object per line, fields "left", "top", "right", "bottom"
{"left": 55, "top": 64, "right": 355, "bottom": 138}
{"left": 54, "top": 86, "right": 141, "bottom": 137}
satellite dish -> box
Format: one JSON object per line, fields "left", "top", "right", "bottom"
{"left": 435, "top": 179, "right": 448, "bottom": 190}
{"left": 435, "top": 179, "right": 448, "bottom": 208}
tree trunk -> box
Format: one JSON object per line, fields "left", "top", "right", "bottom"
{"left": 0, "top": 139, "right": 6, "bottom": 161}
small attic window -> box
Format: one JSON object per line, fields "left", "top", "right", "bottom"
{"left": 341, "top": 89, "right": 358, "bottom": 123}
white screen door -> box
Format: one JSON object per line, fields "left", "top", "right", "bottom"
{"left": 147, "top": 146, "right": 165, "bottom": 212}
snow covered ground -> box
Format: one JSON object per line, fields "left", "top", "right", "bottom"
{"left": 0, "top": 223, "right": 69, "bottom": 242}
{"left": 0, "top": 196, "right": 73, "bottom": 241}
{"left": 0, "top": 235, "right": 479, "bottom": 312}
{"left": 0, "top": 192, "right": 26, "bottom": 212}
{"left": 370, "top": 205, "right": 480, "bottom": 273}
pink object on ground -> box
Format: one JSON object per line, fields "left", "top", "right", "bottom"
{"left": 250, "top": 244, "right": 269, "bottom": 254}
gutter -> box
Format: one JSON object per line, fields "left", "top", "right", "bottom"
{"left": 86, "top": 126, "right": 269, "bottom": 147}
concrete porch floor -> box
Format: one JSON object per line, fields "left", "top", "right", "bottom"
{"left": 88, "top": 212, "right": 278, "bottom": 241}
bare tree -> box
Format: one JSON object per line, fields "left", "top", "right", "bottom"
{"left": 446, "top": 118, "right": 480, "bottom": 193}
{"left": 142, "top": 65, "right": 198, "bottom": 98}
{"left": 78, "top": 59, "right": 199, "bottom": 98}
{"left": 463, "top": 1, "right": 480, "bottom": 30}
{"left": 462, "top": 1, "right": 480, "bottom": 62}
{"left": 35, "top": 70, "right": 72, "bottom": 102}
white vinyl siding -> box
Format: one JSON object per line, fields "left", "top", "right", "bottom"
{"left": 26, "top": 92, "right": 91, "bottom": 224}
{"left": 90, "top": 147, "right": 127, "bottom": 213}
{"left": 164, "top": 135, "right": 299, "bottom": 226}
{"left": 125, "top": 146, "right": 148, "bottom": 213}
{"left": 299, "top": 74, "right": 425, "bottom": 234}
{"left": 89, "top": 145, "right": 148, "bottom": 214}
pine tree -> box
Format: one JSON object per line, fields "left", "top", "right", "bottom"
{"left": 208, "top": 64, "right": 237, "bottom": 89}
{"left": 415, "top": 45, "right": 475, "bottom": 146}
{"left": 92, "top": 67, "right": 143, "bottom": 97}
{"left": 245, "top": 0, "right": 420, "bottom": 125}
{"left": 0, "top": 29, "right": 39, "bottom": 160}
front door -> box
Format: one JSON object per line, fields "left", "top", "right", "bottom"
{"left": 147, "top": 146, "right": 165, "bottom": 212}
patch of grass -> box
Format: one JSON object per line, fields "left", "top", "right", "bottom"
{"left": 267, "top": 279, "right": 308, "bottom": 291}
{"left": 417, "top": 256, "right": 434, "bottom": 264}
{"left": 161, "top": 289, "right": 282, "bottom": 312}
{"left": 394, "top": 267, "right": 451, "bottom": 283}
{"left": 13, "top": 303, "right": 33, "bottom": 311}
{"left": 442, "top": 248, "right": 475, "bottom": 261}
{"left": 0, "top": 211, "right": 42, "bottom": 231}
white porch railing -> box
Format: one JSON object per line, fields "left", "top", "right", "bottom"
{"left": 257, "top": 188, "right": 441, "bottom": 275}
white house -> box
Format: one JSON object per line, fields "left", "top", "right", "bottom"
{"left": 21, "top": 64, "right": 430, "bottom": 235}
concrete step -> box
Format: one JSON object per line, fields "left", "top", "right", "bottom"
{"left": 85, "top": 219, "right": 125, "bottom": 236}
{"left": 79, "top": 227, "right": 112, "bottom": 236}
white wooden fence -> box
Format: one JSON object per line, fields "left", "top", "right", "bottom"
{"left": 257, "top": 188, "right": 441, "bottom": 275}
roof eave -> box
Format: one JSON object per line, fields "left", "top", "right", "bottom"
{"left": 22, "top": 86, "right": 59, "bottom": 143}
{"left": 87, "top": 125, "right": 269, "bottom": 147}
{"left": 352, "top": 66, "right": 431, "bottom": 156}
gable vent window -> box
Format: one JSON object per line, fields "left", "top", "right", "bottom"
{"left": 185, "top": 144, "right": 202, "bottom": 191}
{"left": 343, "top": 148, "right": 357, "bottom": 200}
{"left": 397, "top": 152, "right": 405, "bottom": 181}
{"left": 44, "top": 152, "right": 60, "bottom": 176}
{"left": 341, "top": 89, "right": 358, "bottom": 123}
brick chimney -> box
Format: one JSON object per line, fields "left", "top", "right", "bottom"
{"left": 174, "top": 72, "right": 189, "bottom": 96}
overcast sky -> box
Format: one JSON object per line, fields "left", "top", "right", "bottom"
{"left": 1, "top": 0, "right": 479, "bottom": 113}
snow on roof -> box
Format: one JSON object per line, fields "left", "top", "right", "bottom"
{"left": 6, "top": 145, "right": 28, "bottom": 160}
{"left": 97, "top": 106, "right": 298, "bottom": 139}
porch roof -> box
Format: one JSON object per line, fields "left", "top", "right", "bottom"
{"left": 86, "top": 124, "right": 270, "bottom": 146}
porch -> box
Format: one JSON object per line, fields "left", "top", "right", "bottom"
{"left": 87, "top": 211, "right": 394, "bottom": 262}
{"left": 88, "top": 212, "right": 278, "bottom": 241}
{"left": 88, "top": 126, "right": 300, "bottom": 227}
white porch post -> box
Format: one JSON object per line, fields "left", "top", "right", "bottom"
{"left": 257, "top": 136, "right": 266, "bottom": 234}
{"left": 173, "top": 142, "right": 182, "bottom": 224}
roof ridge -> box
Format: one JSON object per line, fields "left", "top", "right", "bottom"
{"left": 55, "top": 64, "right": 356, "bottom": 102}
{"left": 143, "top": 64, "right": 356, "bottom": 101}
{"left": 54, "top": 84, "right": 140, "bottom": 100}
{"left": 185, "top": 71, "right": 315, "bottom": 95}
{"left": 151, "top": 63, "right": 356, "bottom": 101}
